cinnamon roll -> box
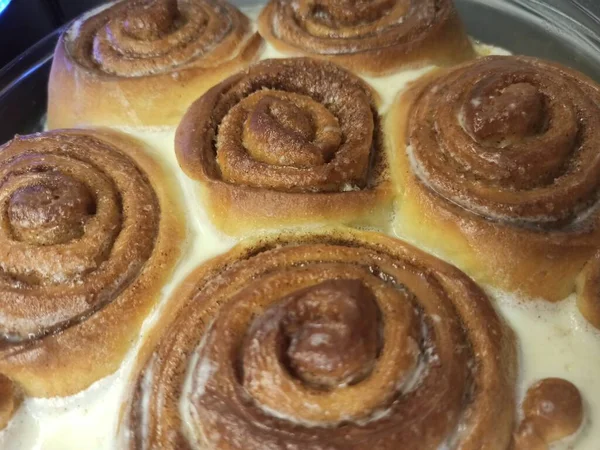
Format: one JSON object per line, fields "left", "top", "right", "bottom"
{"left": 175, "top": 57, "right": 391, "bottom": 235}
{"left": 121, "top": 228, "right": 518, "bottom": 450}
{"left": 577, "top": 252, "right": 600, "bottom": 329}
{"left": 0, "top": 129, "right": 185, "bottom": 397}
{"left": 388, "top": 55, "right": 600, "bottom": 306}
{"left": 48, "top": 0, "right": 262, "bottom": 128}
{"left": 258, "top": 0, "right": 475, "bottom": 75}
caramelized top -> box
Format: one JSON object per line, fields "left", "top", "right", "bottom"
{"left": 123, "top": 229, "right": 517, "bottom": 450}
{"left": 66, "top": 0, "right": 254, "bottom": 77}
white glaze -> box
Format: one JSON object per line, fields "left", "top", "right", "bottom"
{"left": 492, "top": 291, "right": 600, "bottom": 450}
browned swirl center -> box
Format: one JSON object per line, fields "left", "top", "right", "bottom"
{"left": 232, "top": 268, "right": 418, "bottom": 425}
{"left": 8, "top": 175, "right": 95, "bottom": 246}
{"left": 67, "top": 0, "right": 253, "bottom": 77}
{"left": 258, "top": 0, "right": 475, "bottom": 75}
{"left": 408, "top": 56, "right": 600, "bottom": 226}
{"left": 239, "top": 92, "right": 342, "bottom": 169}
{"left": 0, "top": 132, "right": 159, "bottom": 343}
{"left": 464, "top": 82, "right": 546, "bottom": 142}
{"left": 301, "top": 0, "right": 399, "bottom": 27}
{"left": 176, "top": 58, "right": 378, "bottom": 194}
{"left": 265, "top": 97, "right": 315, "bottom": 141}
{"left": 125, "top": 233, "right": 517, "bottom": 450}
{"left": 122, "top": 0, "right": 180, "bottom": 40}
{"left": 249, "top": 280, "right": 380, "bottom": 389}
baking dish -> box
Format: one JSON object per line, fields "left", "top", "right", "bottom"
{"left": 1, "top": 0, "right": 599, "bottom": 146}
{"left": 0, "top": 1, "right": 599, "bottom": 449}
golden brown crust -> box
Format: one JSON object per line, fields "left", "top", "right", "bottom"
{"left": 121, "top": 228, "right": 517, "bottom": 450}
{"left": 0, "top": 129, "right": 186, "bottom": 397}
{"left": 258, "top": 0, "right": 475, "bottom": 75}
{"left": 388, "top": 55, "right": 600, "bottom": 304}
{"left": 576, "top": 252, "right": 600, "bottom": 329}
{"left": 175, "top": 57, "right": 392, "bottom": 236}
{"left": 513, "top": 378, "right": 584, "bottom": 450}
{"left": 0, "top": 375, "right": 21, "bottom": 430}
{"left": 47, "top": 0, "right": 262, "bottom": 128}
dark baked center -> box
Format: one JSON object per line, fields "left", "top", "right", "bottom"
{"left": 8, "top": 175, "right": 96, "bottom": 246}
{"left": 283, "top": 280, "right": 380, "bottom": 389}
{"left": 311, "top": 0, "right": 397, "bottom": 26}
{"left": 123, "top": 0, "right": 180, "bottom": 40}
{"left": 465, "top": 82, "right": 545, "bottom": 142}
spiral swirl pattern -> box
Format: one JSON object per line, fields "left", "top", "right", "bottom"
{"left": 389, "top": 55, "right": 600, "bottom": 305}
{"left": 66, "top": 0, "right": 256, "bottom": 77}
{"left": 258, "top": 0, "right": 475, "bottom": 75}
{"left": 177, "top": 57, "right": 379, "bottom": 191}
{"left": 176, "top": 58, "right": 390, "bottom": 233}
{"left": 408, "top": 56, "right": 600, "bottom": 228}
{"left": 0, "top": 129, "right": 185, "bottom": 397}
{"left": 0, "top": 131, "right": 159, "bottom": 343}
{"left": 122, "top": 229, "right": 517, "bottom": 450}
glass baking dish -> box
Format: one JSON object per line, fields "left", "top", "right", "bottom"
{"left": 0, "top": 0, "right": 599, "bottom": 145}
{"left": 0, "top": 1, "right": 598, "bottom": 449}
